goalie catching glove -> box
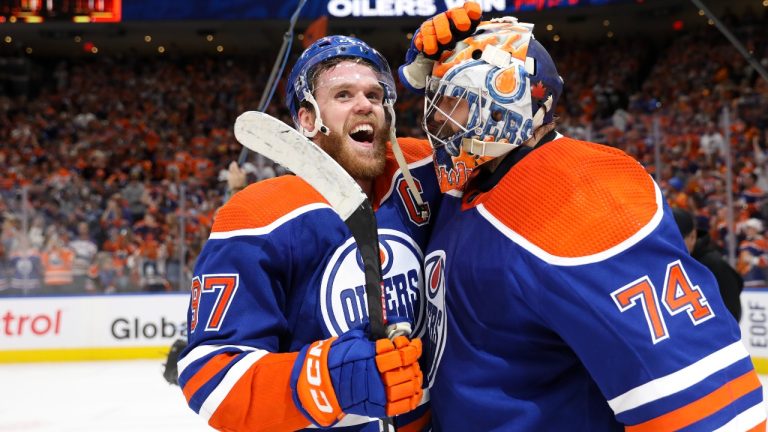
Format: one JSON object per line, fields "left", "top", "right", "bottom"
{"left": 398, "top": 1, "right": 482, "bottom": 93}
{"left": 291, "top": 329, "right": 423, "bottom": 427}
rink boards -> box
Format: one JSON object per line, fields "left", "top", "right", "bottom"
{"left": 0, "top": 293, "right": 188, "bottom": 362}
{"left": 1, "top": 289, "right": 768, "bottom": 372}
{"left": 742, "top": 288, "right": 768, "bottom": 374}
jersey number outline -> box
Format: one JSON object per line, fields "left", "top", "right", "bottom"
{"left": 611, "top": 260, "right": 714, "bottom": 344}
{"left": 190, "top": 274, "right": 240, "bottom": 333}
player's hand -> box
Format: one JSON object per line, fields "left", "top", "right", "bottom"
{"left": 398, "top": 2, "right": 482, "bottom": 94}
{"left": 415, "top": 1, "right": 482, "bottom": 59}
{"left": 291, "top": 330, "right": 423, "bottom": 427}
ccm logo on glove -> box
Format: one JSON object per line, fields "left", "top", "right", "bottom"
{"left": 291, "top": 330, "right": 423, "bottom": 427}
{"left": 305, "top": 338, "right": 336, "bottom": 414}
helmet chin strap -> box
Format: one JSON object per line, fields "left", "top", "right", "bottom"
{"left": 386, "top": 103, "right": 429, "bottom": 219}
{"left": 298, "top": 94, "right": 427, "bottom": 218}
{"left": 461, "top": 138, "right": 519, "bottom": 158}
{"left": 299, "top": 89, "right": 330, "bottom": 138}
{"left": 531, "top": 95, "right": 554, "bottom": 130}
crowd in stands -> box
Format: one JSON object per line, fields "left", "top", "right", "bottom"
{"left": 1, "top": 8, "right": 768, "bottom": 295}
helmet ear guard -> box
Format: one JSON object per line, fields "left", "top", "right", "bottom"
{"left": 287, "top": 35, "right": 428, "bottom": 212}
{"left": 286, "top": 35, "right": 397, "bottom": 136}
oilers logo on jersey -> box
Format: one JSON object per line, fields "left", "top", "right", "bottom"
{"left": 424, "top": 249, "right": 446, "bottom": 388}
{"left": 321, "top": 229, "right": 426, "bottom": 337}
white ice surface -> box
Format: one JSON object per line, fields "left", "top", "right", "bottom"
{"left": 0, "top": 360, "right": 214, "bottom": 432}
{"left": 0, "top": 359, "right": 766, "bottom": 432}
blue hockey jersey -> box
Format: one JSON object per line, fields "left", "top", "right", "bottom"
{"left": 424, "top": 136, "right": 766, "bottom": 431}
{"left": 178, "top": 138, "right": 437, "bottom": 431}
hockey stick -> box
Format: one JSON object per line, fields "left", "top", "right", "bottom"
{"left": 235, "top": 111, "right": 396, "bottom": 432}
{"left": 237, "top": 0, "right": 307, "bottom": 166}
{"left": 234, "top": 111, "right": 387, "bottom": 341}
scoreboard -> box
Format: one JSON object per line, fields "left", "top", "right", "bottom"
{"left": 0, "top": 0, "right": 121, "bottom": 23}
{"left": 0, "top": 0, "right": 635, "bottom": 22}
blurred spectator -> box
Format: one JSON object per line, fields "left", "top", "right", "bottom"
{"left": 121, "top": 171, "right": 147, "bottom": 223}
{"left": 699, "top": 121, "right": 725, "bottom": 166}
{"left": 40, "top": 230, "right": 75, "bottom": 294}
{"left": 739, "top": 171, "right": 765, "bottom": 217}
{"left": 133, "top": 212, "right": 162, "bottom": 241}
{"left": 673, "top": 208, "right": 743, "bottom": 322}
{"left": 94, "top": 251, "right": 120, "bottom": 293}
{"left": 7, "top": 234, "right": 43, "bottom": 295}
{"left": 68, "top": 221, "right": 98, "bottom": 292}
{"left": 0, "top": 7, "right": 767, "bottom": 296}
{"left": 224, "top": 160, "right": 246, "bottom": 198}
{"left": 99, "top": 194, "right": 126, "bottom": 232}
{"left": 27, "top": 214, "right": 46, "bottom": 250}
{"left": 737, "top": 218, "right": 768, "bottom": 287}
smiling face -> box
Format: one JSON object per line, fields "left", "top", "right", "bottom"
{"left": 298, "top": 60, "right": 388, "bottom": 181}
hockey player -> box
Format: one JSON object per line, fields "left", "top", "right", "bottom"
{"left": 399, "top": 16, "right": 767, "bottom": 431}
{"left": 176, "top": 35, "right": 447, "bottom": 431}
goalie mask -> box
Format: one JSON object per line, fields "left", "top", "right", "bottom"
{"left": 424, "top": 18, "right": 564, "bottom": 192}
{"left": 286, "top": 35, "right": 397, "bottom": 138}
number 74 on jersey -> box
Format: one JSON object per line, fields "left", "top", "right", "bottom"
{"left": 611, "top": 260, "right": 715, "bottom": 344}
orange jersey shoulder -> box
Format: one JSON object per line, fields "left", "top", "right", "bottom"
{"left": 381, "top": 137, "right": 433, "bottom": 180}
{"left": 211, "top": 175, "right": 327, "bottom": 233}
{"left": 389, "top": 137, "right": 432, "bottom": 163}
{"left": 481, "top": 137, "right": 659, "bottom": 258}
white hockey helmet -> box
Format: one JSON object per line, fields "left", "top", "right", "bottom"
{"left": 424, "top": 18, "right": 564, "bottom": 192}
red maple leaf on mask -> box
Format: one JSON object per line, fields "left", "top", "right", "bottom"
{"left": 531, "top": 81, "right": 547, "bottom": 100}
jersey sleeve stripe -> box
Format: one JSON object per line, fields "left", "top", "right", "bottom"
{"left": 178, "top": 344, "right": 258, "bottom": 376}
{"left": 207, "top": 352, "right": 311, "bottom": 431}
{"left": 625, "top": 370, "right": 761, "bottom": 432}
{"left": 608, "top": 341, "right": 749, "bottom": 414}
{"left": 209, "top": 203, "right": 332, "bottom": 239}
{"left": 198, "top": 350, "right": 269, "bottom": 420}
{"left": 396, "top": 407, "right": 432, "bottom": 432}
{"left": 712, "top": 404, "right": 767, "bottom": 432}
{"left": 182, "top": 351, "right": 239, "bottom": 402}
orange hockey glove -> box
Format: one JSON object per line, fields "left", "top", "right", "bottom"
{"left": 415, "top": 1, "right": 482, "bottom": 60}
{"left": 399, "top": 2, "right": 483, "bottom": 94}
{"left": 291, "top": 330, "right": 423, "bottom": 427}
